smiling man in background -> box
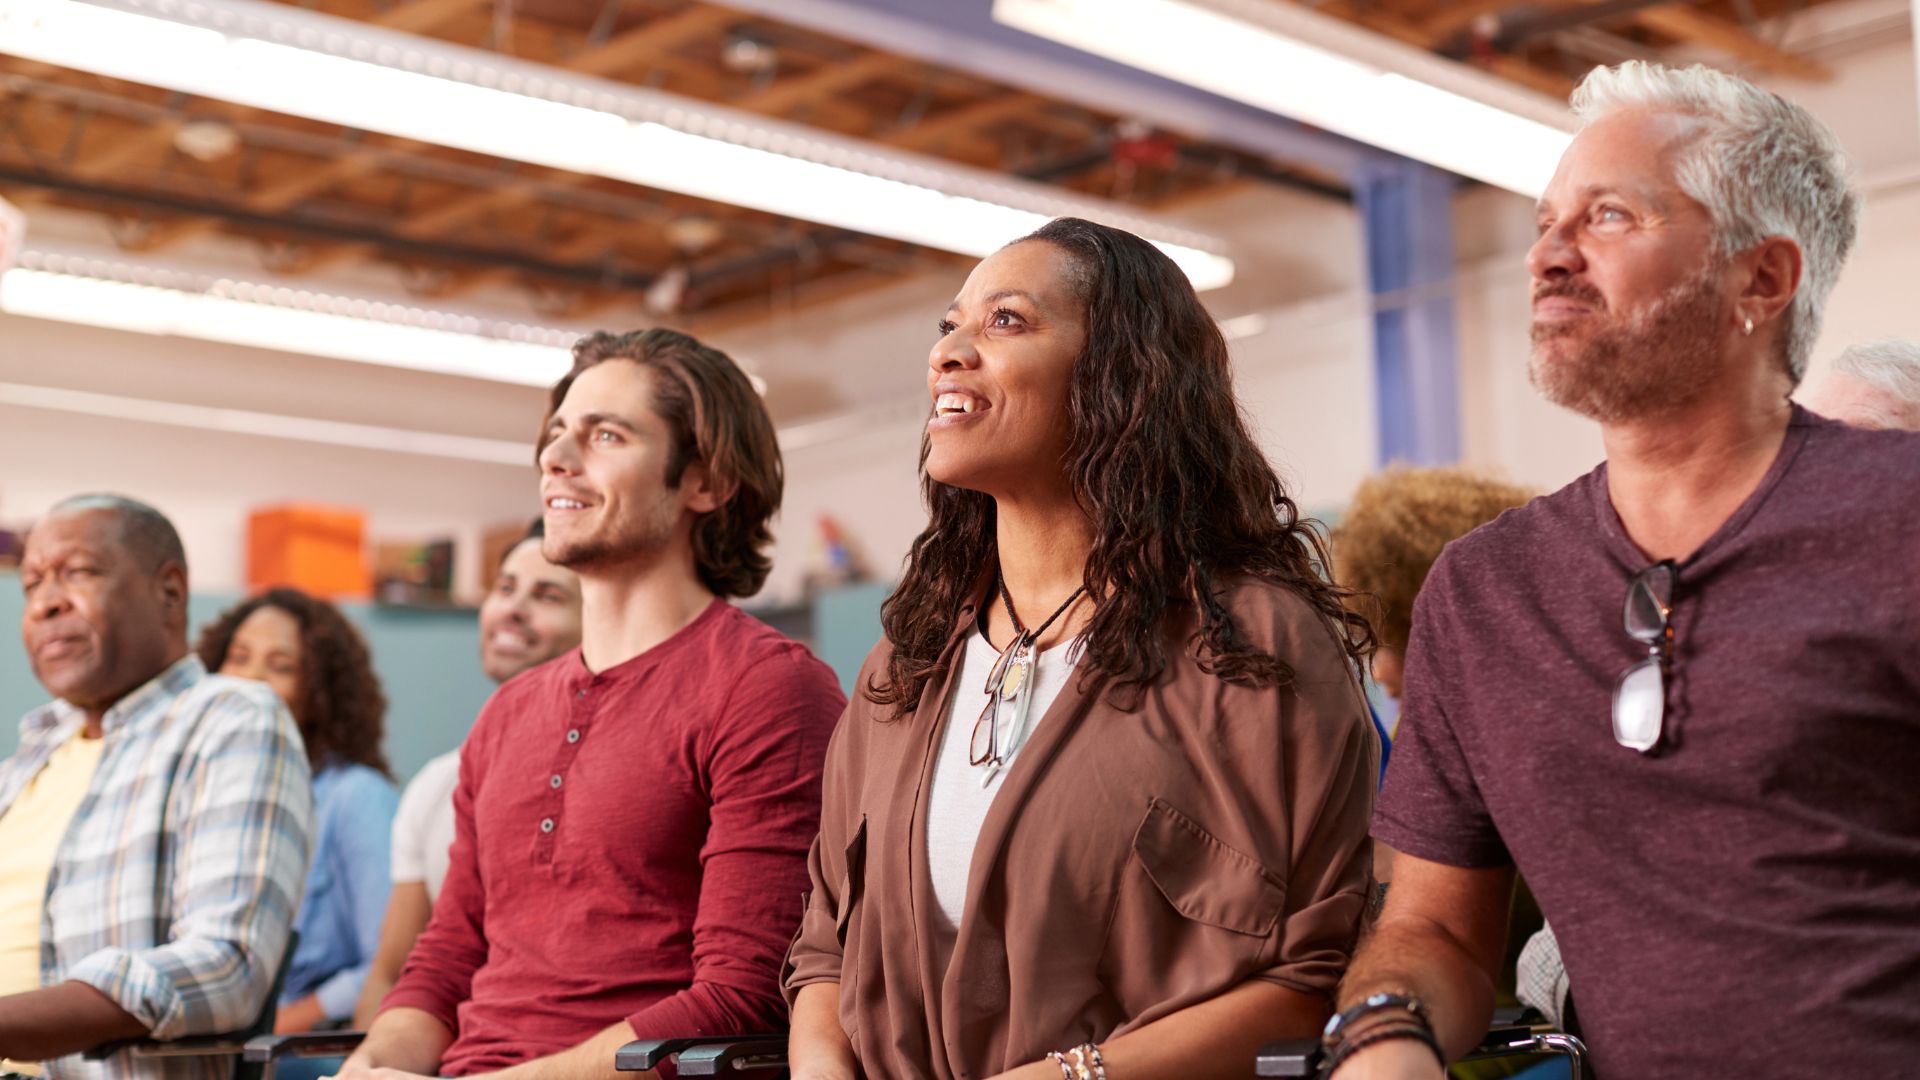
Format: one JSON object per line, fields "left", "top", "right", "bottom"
{"left": 1, "top": 494, "right": 311, "bottom": 1079}
{"left": 351, "top": 520, "right": 582, "bottom": 1028}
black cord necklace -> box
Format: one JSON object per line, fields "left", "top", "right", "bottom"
{"left": 994, "top": 571, "right": 1086, "bottom": 652}
{"left": 969, "top": 573, "right": 1086, "bottom": 772}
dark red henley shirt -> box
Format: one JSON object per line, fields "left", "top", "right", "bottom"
{"left": 382, "top": 599, "right": 845, "bottom": 1074}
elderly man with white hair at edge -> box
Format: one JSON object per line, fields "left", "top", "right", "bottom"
{"left": 1797, "top": 339, "right": 1920, "bottom": 430}
{"left": 1323, "top": 61, "right": 1920, "bottom": 1080}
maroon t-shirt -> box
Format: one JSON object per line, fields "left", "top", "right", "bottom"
{"left": 382, "top": 599, "right": 846, "bottom": 1074}
{"left": 1375, "top": 408, "right": 1920, "bottom": 1079}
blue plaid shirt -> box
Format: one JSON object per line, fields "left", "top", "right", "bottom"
{"left": 1, "top": 656, "right": 313, "bottom": 1080}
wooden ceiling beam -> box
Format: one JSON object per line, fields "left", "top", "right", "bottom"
{"left": 733, "top": 50, "right": 912, "bottom": 115}
{"left": 1341, "top": 5, "right": 1576, "bottom": 97}
{"left": 371, "top": 0, "right": 490, "bottom": 34}
{"left": 394, "top": 175, "right": 561, "bottom": 237}
{"left": 1417, "top": 0, "right": 1611, "bottom": 44}
{"left": 887, "top": 91, "right": 1048, "bottom": 151}
{"left": 1630, "top": 5, "right": 1829, "bottom": 80}
{"left": 128, "top": 146, "right": 398, "bottom": 252}
{"left": 71, "top": 119, "right": 183, "bottom": 180}
{"left": 566, "top": 5, "right": 740, "bottom": 78}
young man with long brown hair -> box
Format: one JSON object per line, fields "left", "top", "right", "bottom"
{"left": 341, "top": 329, "right": 845, "bottom": 1080}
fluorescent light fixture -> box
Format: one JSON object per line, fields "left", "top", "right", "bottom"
{"left": 1, "top": 248, "right": 579, "bottom": 386}
{"left": 0, "top": 0, "right": 1235, "bottom": 290}
{"left": 994, "top": 0, "right": 1576, "bottom": 198}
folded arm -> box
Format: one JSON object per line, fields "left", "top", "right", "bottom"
{"left": 0, "top": 981, "right": 148, "bottom": 1061}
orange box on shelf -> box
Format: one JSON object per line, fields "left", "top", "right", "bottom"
{"left": 247, "top": 505, "right": 371, "bottom": 599}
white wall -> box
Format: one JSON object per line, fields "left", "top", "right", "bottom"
{"left": 0, "top": 313, "right": 548, "bottom": 597}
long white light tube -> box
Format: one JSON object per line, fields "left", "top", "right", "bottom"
{"left": 993, "top": 0, "right": 1576, "bottom": 198}
{"left": 1, "top": 249, "right": 579, "bottom": 386}
{"left": 0, "top": 0, "right": 1236, "bottom": 289}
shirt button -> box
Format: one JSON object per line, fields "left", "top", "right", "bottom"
{"left": 549, "top": 774, "right": 563, "bottom": 789}
{"left": 540, "top": 818, "right": 555, "bottom": 833}
{"left": 566, "top": 729, "right": 581, "bottom": 744}
{"left": 576, "top": 688, "right": 587, "bottom": 698}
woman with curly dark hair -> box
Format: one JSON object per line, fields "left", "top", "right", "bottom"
{"left": 198, "top": 588, "right": 397, "bottom": 1034}
{"left": 784, "top": 218, "right": 1380, "bottom": 1080}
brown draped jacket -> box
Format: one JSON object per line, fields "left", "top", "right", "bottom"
{"left": 783, "top": 578, "right": 1379, "bottom": 1080}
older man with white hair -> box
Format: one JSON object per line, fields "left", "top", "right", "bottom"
{"left": 1323, "top": 62, "right": 1920, "bottom": 1079}
{"left": 1798, "top": 339, "right": 1920, "bottom": 430}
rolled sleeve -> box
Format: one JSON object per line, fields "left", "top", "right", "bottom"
{"left": 71, "top": 689, "right": 314, "bottom": 1038}
{"left": 1258, "top": 676, "right": 1378, "bottom": 997}
{"left": 780, "top": 828, "right": 847, "bottom": 1000}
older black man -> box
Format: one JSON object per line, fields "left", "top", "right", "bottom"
{"left": 0, "top": 495, "right": 312, "bottom": 1079}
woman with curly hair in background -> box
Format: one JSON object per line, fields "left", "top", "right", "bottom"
{"left": 784, "top": 217, "right": 1381, "bottom": 1080}
{"left": 1332, "top": 467, "right": 1534, "bottom": 703}
{"left": 198, "top": 588, "right": 398, "bottom": 1034}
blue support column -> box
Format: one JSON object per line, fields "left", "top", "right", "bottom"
{"left": 1357, "top": 162, "right": 1462, "bottom": 467}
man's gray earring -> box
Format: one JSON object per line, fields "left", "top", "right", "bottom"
{"left": 1743, "top": 317, "right": 1754, "bottom": 336}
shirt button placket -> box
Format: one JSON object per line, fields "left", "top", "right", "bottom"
{"left": 540, "top": 684, "right": 590, "bottom": 856}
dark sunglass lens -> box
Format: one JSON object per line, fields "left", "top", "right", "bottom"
{"left": 1624, "top": 565, "right": 1673, "bottom": 640}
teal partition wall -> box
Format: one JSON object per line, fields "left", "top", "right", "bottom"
{"left": 0, "top": 573, "right": 494, "bottom": 782}
{"left": 811, "top": 581, "right": 890, "bottom": 697}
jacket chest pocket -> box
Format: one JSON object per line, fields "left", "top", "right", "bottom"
{"left": 1133, "top": 797, "right": 1283, "bottom": 935}
{"left": 1103, "top": 797, "right": 1285, "bottom": 1009}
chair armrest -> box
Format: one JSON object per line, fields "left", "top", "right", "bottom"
{"left": 86, "top": 1035, "right": 254, "bottom": 1062}
{"left": 614, "top": 1035, "right": 786, "bottom": 1075}
{"left": 615, "top": 1039, "right": 714, "bottom": 1072}
{"left": 1254, "top": 1037, "right": 1322, "bottom": 1077}
{"left": 675, "top": 1036, "right": 788, "bottom": 1076}
{"left": 243, "top": 1032, "right": 370, "bottom": 1063}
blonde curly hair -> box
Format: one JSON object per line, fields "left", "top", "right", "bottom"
{"left": 1333, "top": 466, "right": 1535, "bottom": 651}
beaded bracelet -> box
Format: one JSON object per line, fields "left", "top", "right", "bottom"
{"left": 1320, "top": 1023, "right": 1444, "bottom": 1077}
{"left": 1322, "top": 992, "right": 1429, "bottom": 1050}
{"left": 1071, "top": 1044, "right": 1108, "bottom": 1080}
{"left": 1046, "top": 1043, "right": 1107, "bottom": 1080}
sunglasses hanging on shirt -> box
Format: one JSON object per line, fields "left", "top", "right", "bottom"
{"left": 1613, "top": 559, "right": 1677, "bottom": 752}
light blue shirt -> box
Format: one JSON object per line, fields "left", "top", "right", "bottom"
{"left": 283, "top": 762, "right": 397, "bottom": 1020}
